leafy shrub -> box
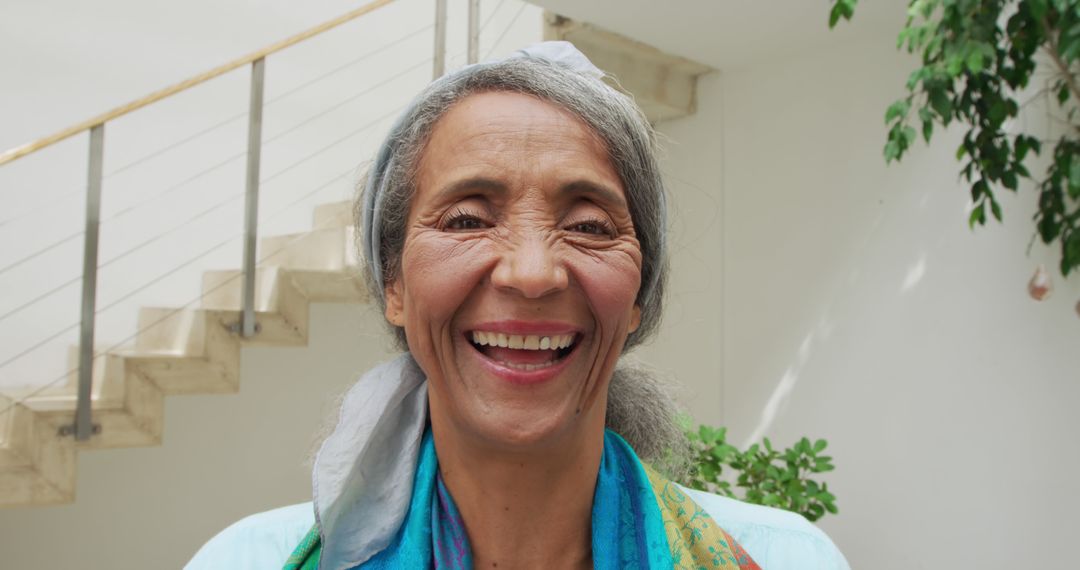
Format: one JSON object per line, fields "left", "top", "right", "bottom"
{"left": 682, "top": 425, "right": 839, "bottom": 522}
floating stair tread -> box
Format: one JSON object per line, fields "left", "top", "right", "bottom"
{"left": 0, "top": 199, "right": 370, "bottom": 508}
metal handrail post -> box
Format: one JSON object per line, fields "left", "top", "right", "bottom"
{"left": 467, "top": 0, "right": 480, "bottom": 64}
{"left": 240, "top": 58, "right": 265, "bottom": 338}
{"left": 73, "top": 124, "right": 105, "bottom": 441}
{"left": 433, "top": 0, "right": 447, "bottom": 78}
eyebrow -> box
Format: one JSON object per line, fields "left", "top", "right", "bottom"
{"left": 436, "top": 177, "right": 627, "bottom": 209}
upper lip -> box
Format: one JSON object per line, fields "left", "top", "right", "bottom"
{"left": 467, "top": 320, "right": 582, "bottom": 336}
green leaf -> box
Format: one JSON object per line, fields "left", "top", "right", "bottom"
{"left": 929, "top": 88, "right": 952, "bottom": 121}
{"left": 813, "top": 439, "right": 828, "bottom": 453}
{"left": 946, "top": 52, "right": 965, "bottom": 76}
{"left": 991, "top": 198, "right": 1003, "bottom": 222}
{"left": 1003, "top": 170, "right": 1019, "bottom": 191}
{"left": 966, "top": 46, "right": 985, "bottom": 74}
{"left": 1063, "top": 230, "right": 1080, "bottom": 275}
{"left": 885, "top": 99, "right": 911, "bottom": 124}
{"left": 884, "top": 140, "right": 901, "bottom": 163}
{"left": 1069, "top": 155, "right": 1080, "bottom": 198}
{"left": 922, "top": 119, "right": 934, "bottom": 143}
{"left": 906, "top": 67, "right": 931, "bottom": 89}
{"left": 828, "top": 0, "right": 857, "bottom": 28}
{"left": 902, "top": 126, "right": 917, "bottom": 147}
{"left": 969, "top": 202, "right": 987, "bottom": 228}
{"left": 1014, "top": 137, "right": 1030, "bottom": 162}
{"left": 1028, "top": 0, "right": 1049, "bottom": 21}
{"left": 700, "top": 462, "right": 718, "bottom": 480}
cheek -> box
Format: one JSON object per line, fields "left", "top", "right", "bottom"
{"left": 400, "top": 235, "right": 494, "bottom": 324}
{"left": 566, "top": 250, "right": 642, "bottom": 324}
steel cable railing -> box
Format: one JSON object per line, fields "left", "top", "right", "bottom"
{"left": 0, "top": 56, "right": 430, "bottom": 321}
{"left": 0, "top": 15, "right": 430, "bottom": 233}
{"left": 484, "top": 0, "right": 528, "bottom": 60}
{"left": 0, "top": 0, "right": 517, "bottom": 235}
{"left": 0, "top": 161, "right": 365, "bottom": 420}
{"left": 480, "top": 0, "right": 509, "bottom": 33}
{"left": 0, "top": 30, "right": 434, "bottom": 276}
{"left": 0, "top": 102, "right": 407, "bottom": 370}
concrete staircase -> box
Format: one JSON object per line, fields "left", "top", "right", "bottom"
{"left": 0, "top": 200, "right": 365, "bottom": 507}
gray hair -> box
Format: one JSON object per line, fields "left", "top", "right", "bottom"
{"left": 352, "top": 49, "right": 686, "bottom": 474}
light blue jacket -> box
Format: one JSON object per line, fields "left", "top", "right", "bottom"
{"left": 187, "top": 488, "right": 850, "bottom": 569}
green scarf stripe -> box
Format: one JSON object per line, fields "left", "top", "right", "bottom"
{"left": 283, "top": 525, "right": 321, "bottom": 570}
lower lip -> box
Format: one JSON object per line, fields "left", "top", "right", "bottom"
{"left": 467, "top": 339, "right": 578, "bottom": 385}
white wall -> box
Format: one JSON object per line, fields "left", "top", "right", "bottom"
{"left": 652, "top": 35, "right": 1080, "bottom": 568}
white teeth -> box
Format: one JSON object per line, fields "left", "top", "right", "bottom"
{"left": 496, "top": 359, "right": 557, "bottom": 371}
{"left": 470, "top": 331, "right": 577, "bottom": 351}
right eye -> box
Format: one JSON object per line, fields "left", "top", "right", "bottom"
{"left": 443, "top": 208, "right": 490, "bottom": 231}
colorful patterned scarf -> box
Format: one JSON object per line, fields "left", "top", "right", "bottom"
{"left": 285, "top": 429, "right": 759, "bottom": 569}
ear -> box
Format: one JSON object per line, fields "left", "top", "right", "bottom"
{"left": 384, "top": 277, "right": 406, "bottom": 327}
{"left": 628, "top": 304, "right": 641, "bottom": 334}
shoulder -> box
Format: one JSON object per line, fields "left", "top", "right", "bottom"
{"left": 185, "top": 502, "right": 315, "bottom": 570}
{"left": 681, "top": 486, "right": 851, "bottom": 570}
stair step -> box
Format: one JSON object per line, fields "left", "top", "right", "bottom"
{"left": 0, "top": 396, "right": 33, "bottom": 470}
{"left": 200, "top": 268, "right": 311, "bottom": 344}
{"left": 0, "top": 199, "right": 371, "bottom": 508}
{"left": 259, "top": 226, "right": 357, "bottom": 271}
{"left": 288, "top": 269, "right": 368, "bottom": 304}
{"left": 312, "top": 200, "right": 353, "bottom": 230}
{"left": 0, "top": 396, "right": 76, "bottom": 506}
{"left": 201, "top": 267, "right": 285, "bottom": 312}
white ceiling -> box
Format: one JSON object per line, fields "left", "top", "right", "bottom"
{"left": 526, "top": 0, "right": 906, "bottom": 70}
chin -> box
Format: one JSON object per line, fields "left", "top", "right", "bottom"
{"left": 422, "top": 333, "right": 607, "bottom": 454}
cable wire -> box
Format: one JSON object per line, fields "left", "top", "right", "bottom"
{"left": 0, "top": 55, "right": 427, "bottom": 280}
{"left": 0, "top": 24, "right": 433, "bottom": 230}
{"left": 0, "top": 104, "right": 403, "bottom": 366}
{"left": 484, "top": 1, "right": 528, "bottom": 60}
{"left": 0, "top": 163, "right": 359, "bottom": 420}
{"left": 480, "top": 0, "right": 509, "bottom": 34}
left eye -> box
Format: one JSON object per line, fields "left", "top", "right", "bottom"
{"left": 567, "top": 220, "right": 613, "bottom": 236}
{"left": 447, "top": 216, "right": 487, "bottom": 230}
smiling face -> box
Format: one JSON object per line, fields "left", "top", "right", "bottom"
{"left": 384, "top": 91, "right": 643, "bottom": 452}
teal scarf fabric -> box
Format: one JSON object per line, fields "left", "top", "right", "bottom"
{"left": 355, "top": 428, "right": 672, "bottom": 569}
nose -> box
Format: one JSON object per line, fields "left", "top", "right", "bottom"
{"left": 490, "top": 236, "right": 569, "bottom": 299}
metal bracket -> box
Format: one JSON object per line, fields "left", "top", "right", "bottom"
{"left": 59, "top": 423, "right": 102, "bottom": 438}
{"left": 228, "top": 321, "right": 262, "bottom": 335}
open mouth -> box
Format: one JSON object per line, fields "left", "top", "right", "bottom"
{"left": 468, "top": 331, "right": 579, "bottom": 372}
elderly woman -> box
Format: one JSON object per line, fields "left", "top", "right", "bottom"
{"left": 188, "top": 43, "right": 849, "bottom": 570}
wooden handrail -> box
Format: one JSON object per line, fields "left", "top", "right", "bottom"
{"left": 0, "top": 0, "right": 395, "bottom": 167}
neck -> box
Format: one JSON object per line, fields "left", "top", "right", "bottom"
{"left": 431, "top": 417, "right": 605, "bottom": 570}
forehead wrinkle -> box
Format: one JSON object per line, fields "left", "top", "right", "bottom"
{"left": 419, "top": 92, "right": 625, "bottom": 209}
